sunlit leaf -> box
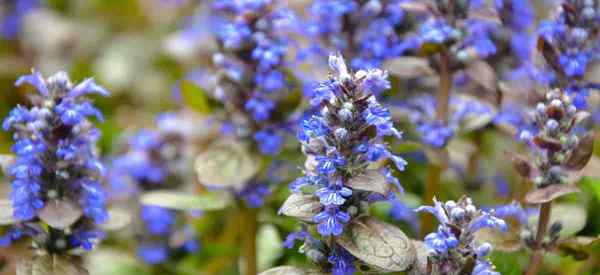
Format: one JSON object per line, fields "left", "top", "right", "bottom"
{"left": 180, "top": 80, "right": 211, "bottom": 114}
{"left": 140, "top": 190, "right": 230, "bottom": 211}
{"left": 278, "top": 194, "right": 321, "bottom": 222}
{"left": 38, "top": 199, "right": 83, "bottom": 229}
{"left": 346, "top": 170, "right": 390, "bottom": 196}
{"left": 194, "top": 138, "right": 260, "bottom": 189}
{"left": 337, "top": 217, "right": 415, "bottom": 272}
{"left": 0, "top": 199, "right": 14, "bottom": 225}
{"left": 88, "top": 249, "right": 147, "bottom": 275}
{"left": 257, "top": 224, "right": 283, "bottom": 271}
{"left": 18, "top": 255, "right": 88, "bottom": 275}
{"left": 0, "top": 154, "right": 15, "bottom": 174}
{"left": 99, "top": 207, "right": 132, "bottom": 231}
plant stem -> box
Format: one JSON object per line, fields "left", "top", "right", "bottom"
{"left": 420, "top": 50, "right": 453, "bottom": 238}
{"left": 525, "top": 202, "right": 553, "bottom": 275}
{"left": 240, "top": 203, "right": 258, "bottom": 275}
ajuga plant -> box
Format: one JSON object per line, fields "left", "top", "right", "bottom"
{"left": 0, "top": 71, "right": 109, "bottom": 274}
{"left": 0, "top": 0, "right": 39, "bottom": 40}
{"left": 108, "top": 112, "right": 202, "bottom": 267}
{"left": 272, "top": 54, "right": 418, "bottom": 275}
{"left": 504, "top": 2, "right": 599, "bottom": 274}
{"left": 303, "top": 0, "right": 412, "bottom": 69}
{"left": 191, "top": 0, "right": 299, "bottom": 273}
{"left": 416, "top": 196, "right": 508, "bottom": 275}
{"left": 389, "top": 0, "right": 538, "bottom": 237}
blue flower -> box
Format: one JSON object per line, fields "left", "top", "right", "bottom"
{"left": 238, "top": 183, "right": 271, "bottom": 208}
{"left": 283, "top": 229, "right": 311, "bottom": 249}
{"left": 141, "top": 206, "right": 176, "bottom": 236}
{"left": 314, "top": 206, "right": 350, "bottom": 236}
{"left": 137, "top": 244, "right": 170, "bottom": 264}
{"left": 3, "top": 71, "right": 109, "bottom": 253}
{"left": 1, "top": 0, "right": 40, "bottom": 39}
{"left": 254, "top": 128, "right": 284, "bottom": 155}
{"left": 329, "top": 246, "right": 356, "bottom": 275}
{"left": 315, "top": 180, "right": 352, "bottom": 206}
{"left": 245, "top": 96, "right": 275, "bottom": 122}
{"left": 419, "top": 20, "right": 458, "bottom": 44}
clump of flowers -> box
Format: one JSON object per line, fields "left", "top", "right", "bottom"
{"left": 304, "top": 0, "right": 411, "bottom": 69}
{"left": 0, "top": 70, "right": 109, "bottom": 255}
{"left": 210, "top": 0, "right": 297, "bottom": 156}
{"left": 417, "top": 196, "right": 507, "bottom": 275}
{"left": 281, "top": 54, "right": 406, "bottom": 274}
{"left": 536, "top": 0, "right": 599, "bottom": 109}
{"left": 109, "top": 113, "right": 201, "bottom": 265}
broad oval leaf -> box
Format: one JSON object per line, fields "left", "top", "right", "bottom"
{"left": 565, "top": 132, "right": 594, "bottom": 171}
{"left": 195, "top": 139, "right": 260, "bottom": 189}
{"left": 100, "top": 207, "right": 132, "bottom": 231}
{"left": 87, "top": 249, "right": 147, "bottom": 275}
{"left": 278, "top": 194, "right": 321, "bottom": 222}
{"left": 38, "top": 200, "right": 83, "bottom": 229}
{"left": 18, "top": 255, "right": 89, "bottom": 275}
{"left": 407, "top": 240, "right": 429, "bottom": 275}
{"left": 337, "top": 217, "right": 415, "bottom": 272}
{"left": 257, "top": 224, "right": 283, "bottom": 271}
{"left": 140, "top": 190, "right": 230, "bottom": 211}
{"left": 524, "top": 184, "right": 580, "bottom": 204}
{"left": 346, "top": 170, "right": 389, "bottom": 196}
{"left": 0, "top": 199, "right": 14, "bottom": 225}
{"left": 259, "top": 266, "right": 324, "bottom": 275}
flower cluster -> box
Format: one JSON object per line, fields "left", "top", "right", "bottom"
{"left": 109, "top": 113, "right": 200, "bottom": 264}
{"left": 417, "top": 196, "right": 507, "bottom": 275}
{"left": 403, "top": 95, "right": 493, "bottom": 148}
{"left": 518, "top": 87, "right": 591, "bottom": 188}
{"left": 210, "top": 0, "right": 297, "bottom": 155}
{"left": 0, "top": 0, "right": 39, "bottom": 40}
{"left": 283, "top": 54, "right": 405, "bottom": 274}
{"left": 304, "top": 0, "right": 411, "bottom": 69}
{"left": 536, "top": 0, "right": 599, "bottom": 109}
{"left": 0, "top": 71, "right": 109, "bottom": 253}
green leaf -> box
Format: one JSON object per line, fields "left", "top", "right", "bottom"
{"left": 100, "top": 207, "right": 132, "bottom": 231}
{"left": 555, "top": 236, "right": 600, "bottom": 261}
{"left": 257, "top": 224, "right": 283, "bottom": 271}
{"left": 140, "top": 190, "right": 230, "bottom": 211}
{"left": 580, "top": 177, "right": 600, "bottom": 201}
{"left": 181, "top": 80, "right": 211, "bottom": 114}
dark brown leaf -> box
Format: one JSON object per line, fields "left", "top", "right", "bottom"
{"left": 278, "top": 194, "right": 322, "bottom": 222}
{"left": 533, "top": 135, "right": 562, "bottom": 151}
{"left": 555, "top": 236, "right": 600, "bottom": 261}
{"left": 525, "top": 184, "right": 580, "bottom": 204}
{"left": 17, "top": 255, "right": 89, "bottom": 275}
{"left": 407, "top": 241, "right": 429, "bottom": 275}
{"left": 337, "top": 217, "right": 415, "bottom": 272}
{"left": 565, "top": 132, "right": 594, "bottom": 171}
{"left": 511, "top": 153, "right": 532, "bottom": 178}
